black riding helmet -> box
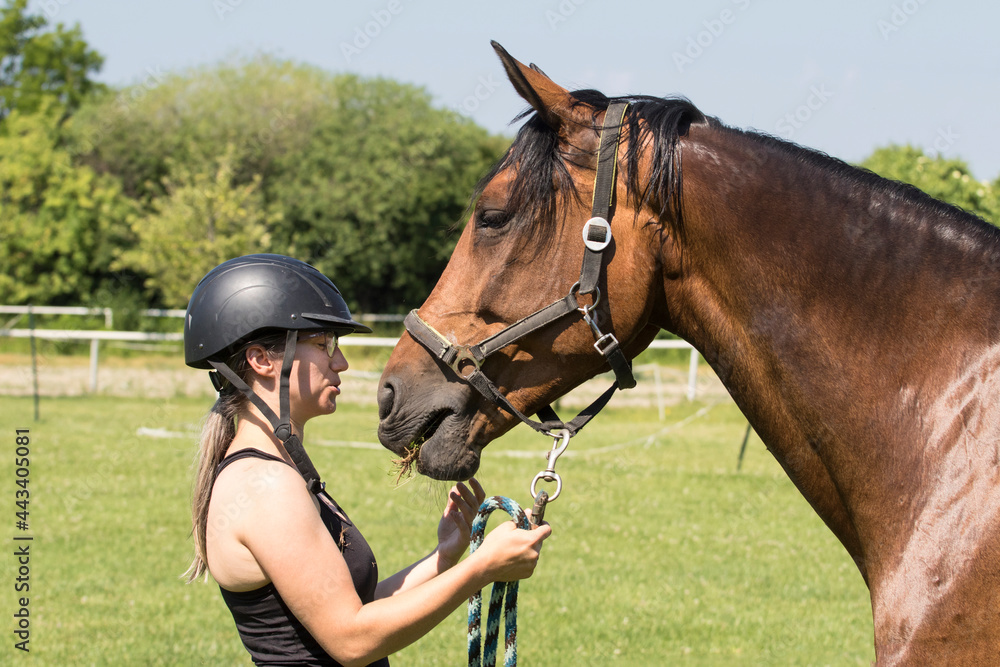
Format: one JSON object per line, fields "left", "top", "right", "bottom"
{"left": 184, "top": 254, "right": 371, "bottom": 494}
{"left": 185, "top": 253, "right": 371, "bottom": 369}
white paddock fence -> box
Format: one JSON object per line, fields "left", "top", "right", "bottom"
{"left": 0, "top": 305, "right": 402, "bottom": 327}
{"left": 0, "top": 304, "right": 187, "bottom": 329}
{"left": 1, "top": 327, "right": 707, "bottom": 412}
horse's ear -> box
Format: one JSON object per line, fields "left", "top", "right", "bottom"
{"left": 491, "top": 41, "right": 586, "bottom": 134}
{"left": 528, "top": 63, "right": 549, "bottom": 77}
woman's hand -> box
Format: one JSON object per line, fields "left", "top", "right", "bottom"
{"left": 435, "top": 478, "right": 487, "bottom": 568}
{"left": 474, "top": 519, "right": 551, "bottom": 583}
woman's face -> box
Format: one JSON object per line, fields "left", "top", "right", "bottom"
{"left": 288, "top": 331, "right": 350, "bottom": 423}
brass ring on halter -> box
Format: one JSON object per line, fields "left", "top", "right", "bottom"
{"left": 448, "top": 347, "right": 482, "bottom": 379}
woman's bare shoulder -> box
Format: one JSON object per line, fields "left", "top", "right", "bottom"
{"left": 209, "top": 452, "right": 318, "bottom": 531}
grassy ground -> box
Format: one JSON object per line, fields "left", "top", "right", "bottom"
{"left": 0, "top": 390, "right": 875, "bottom": 665}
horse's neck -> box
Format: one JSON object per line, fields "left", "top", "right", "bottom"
{"left": 670, "top": 129, "right": 1000, "bottom": 404}
{"left": 654, "top": 127, "right": 1000, "bottom": 572}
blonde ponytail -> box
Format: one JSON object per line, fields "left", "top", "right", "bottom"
{"left": 184, "top": 391, "right": 242, "bottom": 583}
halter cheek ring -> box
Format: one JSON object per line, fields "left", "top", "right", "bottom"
{"left": 582, "top": 217, "right": 612, "bottom": 251}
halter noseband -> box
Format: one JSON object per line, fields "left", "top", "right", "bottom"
{"left": 405, "top": 102, "right": 635, "bottom": 439}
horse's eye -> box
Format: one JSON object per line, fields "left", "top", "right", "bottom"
{"left": 477, "top": 208, "right": 512, "bottom": 230}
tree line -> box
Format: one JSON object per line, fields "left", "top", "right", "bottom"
{"left": 2, "top": 0, "right": 999, "bottom": 320}
{"left": 0, "top": 1, "right": 505, "bottom": 317}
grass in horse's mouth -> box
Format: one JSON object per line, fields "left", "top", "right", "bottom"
{"left": 391, "top": 411, "right": 447, "bottom": 484}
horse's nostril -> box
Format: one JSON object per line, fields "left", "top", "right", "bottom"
{"left": 377, "top": 381, "right": 396, "bottom": 421}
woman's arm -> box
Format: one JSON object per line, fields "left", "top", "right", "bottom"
{"left": 241, "top": 465, "right": 550, "bottom": 667}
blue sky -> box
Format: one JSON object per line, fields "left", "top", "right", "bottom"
{"left": 35, "top": 0, "right": 1000, "bottom": 180}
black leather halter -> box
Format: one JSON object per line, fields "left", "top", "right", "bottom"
{"left": 405, "top": 102, "right": 635, "bottom": 439}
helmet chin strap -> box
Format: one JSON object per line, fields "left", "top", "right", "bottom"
{"left": 208, "top": 329, "right": 325, "bottom": 495}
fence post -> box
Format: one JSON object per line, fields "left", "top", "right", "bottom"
{"left": 686, "top": 348, "right": 699, "bottom": 401}
{"left": 89, "top": 338, "right": 99, "bottom": 393}
{"left": 28, "top": 305, "right": 39, "bottom": 421}
{"left": 652, "top": 364, "right": 665, "bottom": 420}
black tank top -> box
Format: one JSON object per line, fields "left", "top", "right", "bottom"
{"left": 215, "top": 448, "right": 389, "bottom": 667}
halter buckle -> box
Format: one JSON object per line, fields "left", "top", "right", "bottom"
{"left": 593, "top": 332, "right": 621, "bottom": 356}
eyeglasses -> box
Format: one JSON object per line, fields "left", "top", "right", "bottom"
{"left": 299, "top": 331, "right": 340, "bottom": 357}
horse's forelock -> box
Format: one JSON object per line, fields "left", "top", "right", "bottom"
{"left": 469, "top": 91, "right": 706, "bottom": 244}
{"left": 468, "top": 112, "right": 581, "bottom": 248}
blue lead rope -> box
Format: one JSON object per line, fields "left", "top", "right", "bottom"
{"left": 467, "top": 496, "right": 532, "bottom": 667}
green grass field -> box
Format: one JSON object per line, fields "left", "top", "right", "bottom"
{"left": 0, "top": 390, "right": 876, "bottom": 665}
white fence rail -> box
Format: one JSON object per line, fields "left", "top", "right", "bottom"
{"left": 0, "top": 305, "right": 405, "bottom": 330}
{"left": 0, "top": 305, "right": 190, "bottom": 328}
{"left": 1, "top": 325, "right": 700, "bottom": 399}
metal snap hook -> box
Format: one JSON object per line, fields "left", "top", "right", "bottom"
{"left": 529, "top": 428, "right": 570, "bottom": 502}
{"left": 545, "top": 428, "right": 571, "bottom": 461}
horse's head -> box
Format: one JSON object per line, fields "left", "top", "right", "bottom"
{"left": 377, "top": 43, "right": 694, "bottom": 480}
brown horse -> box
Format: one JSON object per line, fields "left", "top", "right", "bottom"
{"left": 377, "top": 42, "right": 1000, "bottom": 663}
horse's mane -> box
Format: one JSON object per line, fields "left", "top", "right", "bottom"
{"left": 723, "top": 125, "right": 997, "bottom": 236}
{"left": 471, "top": 90, "right": 703, "bottom": 244}
{"left": 475, "top": 88, "right": 998, "bottom": 249}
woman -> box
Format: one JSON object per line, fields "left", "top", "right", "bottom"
{"left": 183, "top": 254, "right": 550, "bottom": 666}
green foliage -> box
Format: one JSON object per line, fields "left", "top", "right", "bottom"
{"left": 114, "top": 145, "right": 279, "bottom": 308}
{"left": 860, "top": 144, "right": 1000, "bottom": 224}
{"left": 0, "top": 0, "right": 104, "bottom": 120}
{"left": 0, "top": 104, "right": 135, "bottom": 305}
{"left": 0, "top": 0, "right": 136, "bottom": 309}
{"left": 71, "top": 56, "right": 305, "bottom": 202}
{"left": 270, "top": 76, "right": 505, "bottom": 311}
{"left": 72, "top": 56, "right": 507, "bottom": 312}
